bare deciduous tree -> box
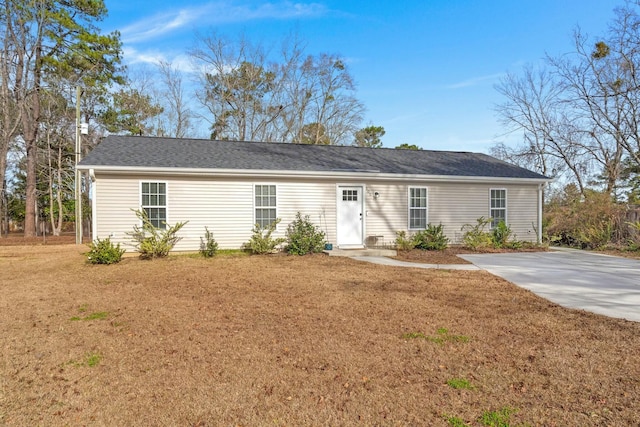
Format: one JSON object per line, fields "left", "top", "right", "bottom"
{"left": 0, "top": 1, "right": 23, "bottom": 236}
{"left": 157, "top": 61, "right": 194, "bottom": 138}
{"left": 190, "top": 32, "right": 364, "bottom": 145}
{"left": 494, "top": 66, "right": 587, "bottom": 191}
{"left": 494, "top": 2, "right": 640, "bottom": 199}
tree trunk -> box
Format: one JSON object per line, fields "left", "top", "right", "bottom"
{"left": 23, "top": 136, "right": 38, "bottom": 237}
{"left": 22, "top": 22, "right": 42, "bottom": 238}
{"left": 55, "top": 143, "right": 63, "bottom": 235}
{"left": 0, "top": 155, "right": 6, "bottom": 237}
{"left": 46, "top": 134, "right": 63, "bottom": 236}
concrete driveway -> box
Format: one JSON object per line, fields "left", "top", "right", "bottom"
{"left": 459, "top": 249, "right": 640, "bottom": 323}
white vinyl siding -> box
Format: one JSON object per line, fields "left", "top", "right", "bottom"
{"left": 93, "top": 176, "right": 140, "bottom": 244}
{"left": 365, "top": 183, "right": 537, "bottom": 244}
{"left": 141, "top": 182, "right": 167, "bottom": 229}
{"left": 408, "top": 187, "right": 428, "bottom": 229}
{"left": 490, "top": 188, "right": 507, "bottom": 228}
{"left": 254, "top": 184, "right": 277, "bottom": 228}
{"left": 91, "top": 174, "right": 541, "bottom": 251}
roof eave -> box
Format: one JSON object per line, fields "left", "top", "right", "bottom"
{"left": 77, "top": 164, "right": 552, "bottom": 184}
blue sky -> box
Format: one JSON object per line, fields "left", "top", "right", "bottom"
{"left": 101, "top": 0, "right": 618, "bottom": 152}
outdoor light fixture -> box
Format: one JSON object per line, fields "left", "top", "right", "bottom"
{"left": 374, "top": 191, "right": 380, "bottom": 199}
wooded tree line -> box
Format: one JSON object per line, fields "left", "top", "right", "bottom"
{"left": 492, "top": 1, "right": 640, "bottom": 203}
{"left": 492, "top": 1, "right": 640, "bottom": 248}
{"left": 0, "top": 1, "right": 391, "bottom": 237}
{"left": 0, "top": 0, "right": 122, "bottom": 238}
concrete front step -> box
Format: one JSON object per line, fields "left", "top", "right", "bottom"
{"left": 324, "top": 248, "right": 397, "bottom": 257}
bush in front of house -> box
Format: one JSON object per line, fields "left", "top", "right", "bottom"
{"left": 286, "top": 212, "right": 327, "bottom": 255}
{"left": 491, "top": 220, "right": 513, "bottom": 248}
{"left": 86, "top": 237, "right": 126, "bottom": 264}
{"left": 244, "top": 219, "right": 286, "bottom": 254}
{"left": 199, "top": 226, "right": 219, "bottom": 258}
{"left": 394, "top": 230, "right": 415, "bottom": 251}
{"left": 127, "top": 209, "right": 188, "bottom": 259}
{"left": 462, "top": 216, "right": 525, "bottom": 250}
{"left": 461, "top": 217, "right": 493, "bottom": 250}
{"left": 412, "top": 223, "right": 449, "bottom": 250}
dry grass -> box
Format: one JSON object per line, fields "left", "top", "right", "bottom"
{"left": 394, "top": 248, "right": 474, "bottom": 264}
{"left": 1, "top": 243, "right": 639, "bottom": 426}
{"left": 393, "top": 246, "right": 548, "bottom": 265}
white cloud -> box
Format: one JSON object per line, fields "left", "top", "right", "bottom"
{"left": 122, "top": 47, "right": 200, "bottom": 74}
{"left": 446, "top": 73, "right": 505, "bottom": 89}
{"left": 120, "top": 1, "right": 327, "bottom": 44}
{"left": 122, "top": 47, "right": 164, "bottom": 65}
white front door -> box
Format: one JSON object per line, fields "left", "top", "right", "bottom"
{"left": 337, "top": 186, "right": 364, "bottom": 247}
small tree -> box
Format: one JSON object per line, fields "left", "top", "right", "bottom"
{"left": 244, "top": 219, "right": 285, "bottom": 254}
{"left": 354, "top": 125, "right": 385, "bottom": 148}
{"left": 286, "top": 212, "right": 326, "bottom": 255}
{"left": 395, "top": 143, "right": 421, "bottom": 150}
{"left": 126, "top": 209, "right": 187, "bottom": 259}
{"left": 199, "top": 226, "right": 219, "bottom": 257}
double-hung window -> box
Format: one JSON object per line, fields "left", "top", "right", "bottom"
{"left": 490, "top": 188, "right": 507, "bottom": 228}
{"left": 141, "top": 182, "right": 167, "bottom": 229}
{"left": 255, "top": 184, "right": 277, "bottom": 228}
{"left": 409, "top": 187, "right": 428, "bottom": 229}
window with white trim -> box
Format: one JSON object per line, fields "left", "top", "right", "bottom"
{"left": 409, "top": 187, "right": 428, "bottom": 229}
{"left": 490, "top": 188, "right": 507, "bottom": 228}
{"left": 255, "top": 184, "right": 277, "bottom": 228}
{"left": 141, "top": 182, "right": 167, "bottom": 229}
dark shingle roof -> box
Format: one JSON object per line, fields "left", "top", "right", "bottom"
{"left": 78, "top": 135, "right": 548, "bottom": 180}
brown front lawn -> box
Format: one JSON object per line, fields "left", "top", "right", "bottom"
{"left": 1, "top": 244, "right": 638, "bottom": 426}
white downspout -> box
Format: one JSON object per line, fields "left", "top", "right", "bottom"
{"left": 537, "top": 183, "right": 543, "bottom": 244}
{"left": 89, "top": 169, "right": 97, "bottom": 241}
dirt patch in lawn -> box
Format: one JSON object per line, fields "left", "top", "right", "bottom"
{"left": 1, "top": 244, "right": 639, "bottom": 426}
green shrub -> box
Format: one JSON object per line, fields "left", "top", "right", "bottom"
{"left": 627, "top": 221, "right": 640, "bottom": 251}
{"left": 505, "top": 239, "right": 524, "bottom": 250}
{"left": 285, "top": 212, "right": 326, "bottom": 255}
{"left": 126, "top": 209, "right": 187, "bottom": 259}
{"left": 412, "top": 223, "right": 449, "bottom": 250}
{"left": 461, "top": 217, "right": 493, "bottom": 250}
{"left": 545, "top": 187, "right": 626, "bottom": 249}
{"left": 244, "top": 218, "right": 286, "bottom": 254}
{"left": 491, "top": 220, "right": 513, "bottom": 248}
{"left": 86, "top": 237, "right": 125, "bottom": 264}
{"left": 395, "top": 230, "right": 415, "bottom": 251}
{"left": 463, "top": 218, "right": 524, "bottom": 249}
{"left": 199, "top": 227, "right": 219, "bottom": 257}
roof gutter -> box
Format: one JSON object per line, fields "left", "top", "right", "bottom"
{"left": 76, "top": 164, "right": 553, "bottom": 184}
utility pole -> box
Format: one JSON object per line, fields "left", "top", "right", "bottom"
{"left": 75, "top": 86, "right": 82, "bottom": 244}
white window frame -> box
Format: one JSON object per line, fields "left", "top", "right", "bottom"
{"left": 408, "top": 186, "right": 428, "bottom": 230}
{"left": 489, "top": 188, "right": 507, "bottom": 229}
{"left": 254, "top": 184, "right": 278, "bottom": 228}
{"left": 140, "top": 181, "right": 168, "bottom": 229}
